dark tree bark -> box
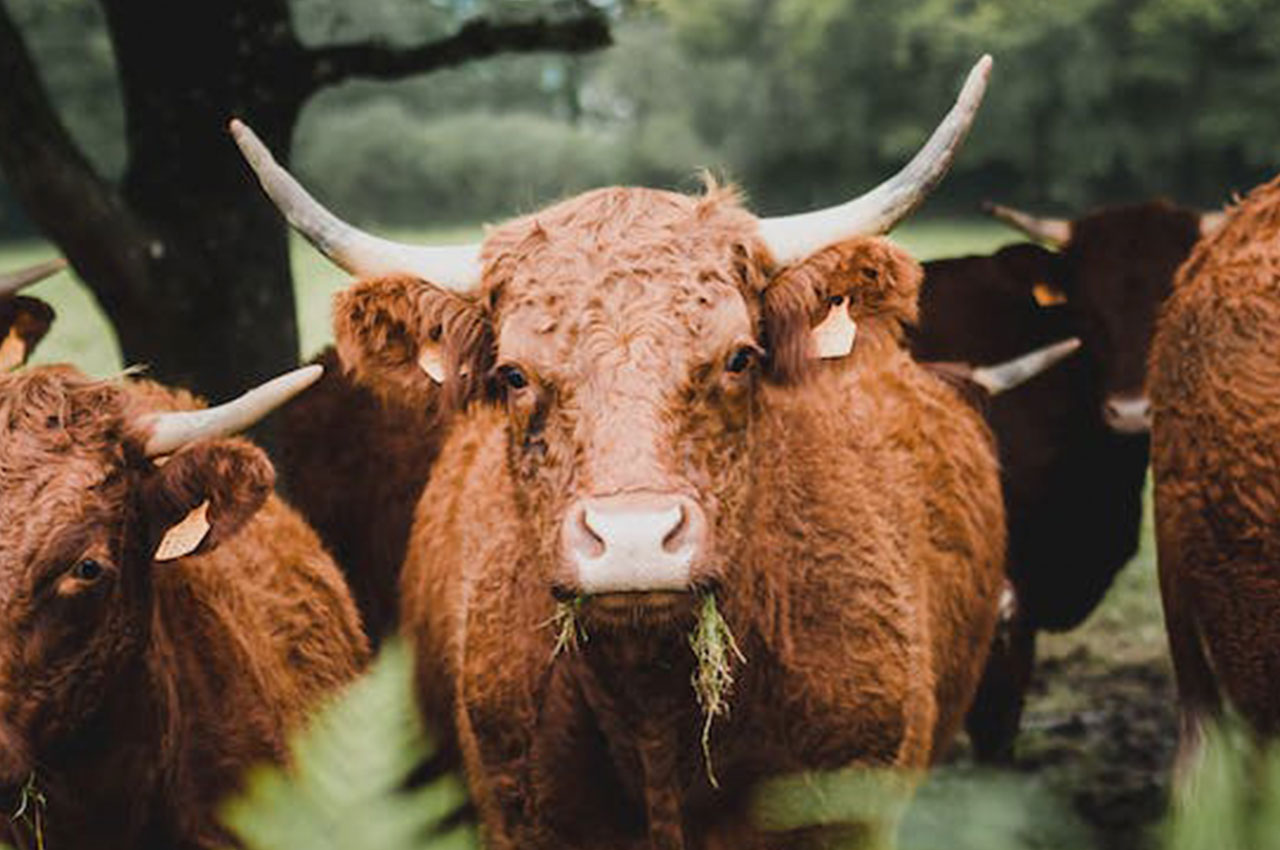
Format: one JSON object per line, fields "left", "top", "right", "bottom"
{"left": 0, "top": 0, "right": 609, "bottom": 399}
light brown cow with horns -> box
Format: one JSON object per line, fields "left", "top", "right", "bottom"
{"left": 237, "top": 57, "right": 1006, "bottom": 849}
{"left": 0, "top": 363, "right": 369, "bottom": 850}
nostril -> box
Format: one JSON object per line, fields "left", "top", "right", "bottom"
{"left": 662, "top": 504, "right": 689, "bottom": 553}
{"left": 575, "top": 505, "right": 607, "bottom": 559}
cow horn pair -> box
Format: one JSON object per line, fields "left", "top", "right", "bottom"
{"left": 986, "top": 202, "right": 1232, "bottom": 248}
{"left": 231, "top": 55, "right": 993, "bottom": 290}
{"left": 0, "top": 258, "right": 67, "bottom": 297}
{"left": 140, "top": 364, "right": 322, "bottom": 457}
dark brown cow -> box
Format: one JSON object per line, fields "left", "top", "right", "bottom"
{"left": 275, "top": 347, "right": 442, "bottom": 642}
{"left": 238, "top": 57, "right": 1004, "bottom": 848}
{"left": 0, "top": 365, "right": 369, "bottom": 850}
{"left": 910, "top": 200, "right": 1219, "bottom": 760}
{"left": 0, "top": 259, "right": 63, "bottom": 371}
{"left": 1150, "top": 173, "right": 1280, "bottom": 771}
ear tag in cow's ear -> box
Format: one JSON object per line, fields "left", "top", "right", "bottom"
{"left": 417, "top": 342, "right": 447, "bottom": 383}
{"left": 154, "top": 501, "right": 211, "bottom": 563}
{"left": 0, "top": 328, "right": 26, "bottom": 371}
{"left": 810, "top": 299, "right": 857, "bottom": 360}
{"left": 1032, "top": 282, "right": 1067, "bottom": 307}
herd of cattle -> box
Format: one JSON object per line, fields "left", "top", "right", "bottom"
{"left": 1, "top": 55, "right": 1277, "bottom": 849}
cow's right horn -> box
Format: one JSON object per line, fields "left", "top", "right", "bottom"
{"left": 971, "top": 337, "right": 1081, "bottom": 395}
{"left": 983, "top": 202, "right": 1071, "bottom": 248}
{"left": 758, "top": 55, "right": 993, "bottom": 263}
{"left": 0, "top": 258, "right": 66, "bottom": 297}
{"left": 140, "top": 364, "right": 323, "bottom": 457}
{"left": 229, "top": 120, "right": 482, "bottom": 294}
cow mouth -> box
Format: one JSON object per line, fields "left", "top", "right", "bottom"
{"left": 553, "top": 586, "right": 701, "bottom": 627}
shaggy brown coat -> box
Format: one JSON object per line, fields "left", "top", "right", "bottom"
{"left": 0, "top": 366, "right": 369, "bottom": 850}
{"left": 1150, "top": 174, "right": 1280, "bottom": 755}
{"left": 275, "top": 347, "right": 442, "bottom": 642}
{"left": 335, "top": 186, "right": 1004, "bottom": 849}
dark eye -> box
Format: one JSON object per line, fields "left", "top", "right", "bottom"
{"left": 726, "top": 345, "right": 758, "bottom": 374}
{"left": 498, "top": 364, "right": 529, "bottom": 391}
{"left": 828, "top": 294, "right": 846, "bottom": 307}
{"left": 70, "top": 559, "right": 105, "bottom": 582}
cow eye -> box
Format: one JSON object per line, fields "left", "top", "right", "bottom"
{"left": 726, "top": 345, "right": 759, "bottom": 374}
{"left": 828, "top": 294, "right": 846, "bottom": 307}
{"left": 70, "top": 559, "right": 105, "bottom": 582}
{"left": 498, "top": 364, "right": 529, "bottom": 391}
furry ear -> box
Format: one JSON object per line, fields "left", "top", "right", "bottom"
{"left": 141, "top": 439, "right": 273, "bottom": 562}
{"left": 992, "top": 243, "right": 1066, "bottom": 305}
{"left": 333, "top": 275, "right": 493, "bottom": 410}
{"left": 0, "top": 297, "right": 55, "bottom": 370}
{"left": 764, "top": 237, "right": 923, "bottom": 382}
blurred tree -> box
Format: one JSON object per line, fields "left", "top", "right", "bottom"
{"left": 0, "top": 0, "right": 609, "bottom": 398}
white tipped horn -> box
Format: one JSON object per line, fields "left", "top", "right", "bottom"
{"left": 983, "top": 202, "right": 1071, "bottom": 248}
{"left": 759, "top": 55, "right": 993, "bottom": 263}
{"left": 1199, "top": 209, "right": 1229, "bottom": 237}
{"left": 0, "top": 258, "right": 66, "bottom": 297}
{"left": 972, "top": 337, "right": 1081, "bottom": 395}
{"left": 141, "top": 364, "right": 323, "bottom": 458}
{"left": 229, "top": 119, "right": 482, "bottom": 293}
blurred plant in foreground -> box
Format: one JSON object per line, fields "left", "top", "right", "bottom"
{"left": 1165, "top": 720, "right": 1280, "bottom": 850}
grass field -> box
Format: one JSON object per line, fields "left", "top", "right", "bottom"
{"left": 0, "top": 220, "right": 1172, "bottom": 849}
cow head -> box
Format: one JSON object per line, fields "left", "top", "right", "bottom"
{"left": 235, "top": 57, "right": 992, "bottom": 623}
{"left": 0, "top": 259, "right": 64, "bottom": 371}
{"left": 986, "top": 200, "right": 1217, "bottom": 434}
{"left": 0, "top": 365, "right": 318, "bottom": 782}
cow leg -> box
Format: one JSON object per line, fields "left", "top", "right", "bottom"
{"left": 964, "top": 585, "right": 1035, "bottom": 763}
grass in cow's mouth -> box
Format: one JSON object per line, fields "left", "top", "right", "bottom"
{"left": 549, "top": 597, "right": 587, "bottom": 659}
{"left": 690, "top": 593, "right": 746, "bottom": 788}
{"left": 10, "top": 771, "right": 47, "bottom": 850}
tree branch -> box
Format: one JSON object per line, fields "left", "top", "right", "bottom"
{"left": 305, "top": 10, "right": 611, "bottom": 92}
{"left": 0, "top": 3, "right": 151, "bottom": 312}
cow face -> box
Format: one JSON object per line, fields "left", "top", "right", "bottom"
{"left": 1059, "top": 203, "right": 1201, "bottom": 433}
{"left": 0, "top": 297, "right": 55, "bottom": 371}
{"left": 0, "top": 367, "right": 272, "bottom": 781}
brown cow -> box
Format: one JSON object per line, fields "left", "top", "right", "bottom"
{"left": 275, "top": 347, "right": 442, "bottom": 642}
{"left": 237, "top": 57, "right": 1003, "bottom": 849}
{"left": 913, "top": 199, "right": 1222, "bottom": 760}
{"left": 1149, "top": 173, "right": 1280, "bottom": 772}
{"left": 0, "top": 364, "right": 369, "bottom": 850}
{"left": 0, "top": 259, "right": 63, "bottom": 370}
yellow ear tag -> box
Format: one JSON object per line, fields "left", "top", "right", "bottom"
{"left": 0, "top": 328, "right": 27, "bottom": 371}
{"left": 1032, "top": 282, "right": 1067, "bottom": 307}
{"left": 154, "top": 501, "right": 211, "bottom": 562}
{"left": 417, "top": 343, "right": 447, "bottom": 383}
{"left": 810, "top": 301, "right": 857, "bottom": 360}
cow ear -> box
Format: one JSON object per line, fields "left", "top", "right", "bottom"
{"left": 0, "top": 297, "right": 55, "bottom": 371}
{"left": 334, "top": 275, "right": 493, "bottom": 410}
{"left": 764, "top": 237, "right": 922, "bottom": 382}
{"left": 141, "top": 439, "right": 273, "bottom": 562}
{"left": 995, "top": 243, "right": 1067, "bottom": 306}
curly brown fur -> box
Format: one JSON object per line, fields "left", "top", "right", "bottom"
{"left": 0, "top": 366, "right": 369, "bottom": 850}
{"left": 337, "top": 186, "right": 1002, "bottom": 849}
{"left": 1150, "top": 174, "right": 1280, "bottom": 767}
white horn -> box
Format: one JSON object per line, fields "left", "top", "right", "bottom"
{"left": 1199, "top": 209, "right": 1229, "bottom": 237}
{"left": 141, "top": 364, "right": 323, "bottom": 457}
{"left": 759, "top": 55, "right": 993, "bottom": 263}
{"left": 983, "top": 202, "right": 1071, "bottom": 248}
{"left": 0, "top": 258, "right": 66, "bottom": 297}
{"left": 972, "top": 337, "right": 1081, "bottom": 395}
{"left": 229, "top": 119, "right": 482, "bottom": 293}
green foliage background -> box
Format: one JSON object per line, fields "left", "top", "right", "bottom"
{"left": 4, "top": 0, "right": 1280, "bottom": 235}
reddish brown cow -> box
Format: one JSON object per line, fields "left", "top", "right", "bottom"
{"left": 0, "top": 259, "right": 64, "bottom": 370}
{"left": 1150, "top": 173, "right": 1280, "bottom": 769}
{"left": 912, "top": 200, "right": 1220, "bottom": 760}
{"left": 238, "top": 56, "right": 1004, "bottom": 849}
{"left": 0, "top": 365, "right": 369, "bottom": 850}
{"left": 275, "top": 347, "right": 442, "bottom": 642}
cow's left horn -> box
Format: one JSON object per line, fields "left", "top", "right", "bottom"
{"left": 141, "top": 364, "right": 323, "bottom": 457}
{"left": 229, "top": 120, "right": 482, "bottom": 294}
{"left": 972, "top": 337, "right": 1081, "bottom": 395}
{"left": 983, "top": 202, "right": 1071, "bottom": 248}
{"left": 0, "top": 258, "right": 66, "bottom": 297}
{"left": 758, "top": 55, "right": 992, "bottom": 264}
